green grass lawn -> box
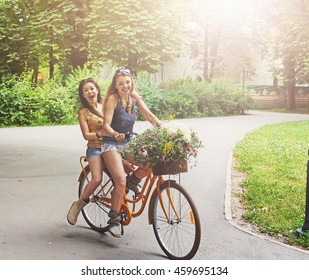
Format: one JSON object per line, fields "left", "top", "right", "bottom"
{"left": 233, "top": 120, "right": 309, "bottom": 248}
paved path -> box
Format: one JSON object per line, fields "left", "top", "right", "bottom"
{"left": 0, "top": 110, "right": 309, "bottom": 260}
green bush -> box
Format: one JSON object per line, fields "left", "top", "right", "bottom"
{"left": 139, "top": 77, "right": 253, "bottom": 120}
{"left": 36, "top": 80, "right": 77, "bottom": 125}
{"left": 0, "top": 75, "right": 40, "bottom": 126}
{"left": 0, "top": 71, "right": 253, "bottom": 127}
{"left": 159, "top": 78, "right": 203, "bottom": 119}
{"left": 136, "top": 73, "right": 166, "bottom": 119}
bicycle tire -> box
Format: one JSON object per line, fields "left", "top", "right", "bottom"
{"left": 151, "top": 181, "right": 201, "bottom": 260}
{"left": 78, "top": 167, "right": 114, "bottom": 233}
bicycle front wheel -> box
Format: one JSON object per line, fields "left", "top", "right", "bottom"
{"left": 151, "top": 181, "right": 201, "bottom": 260}
{"left": 78, "top": 167, "right": 114, "bottom": 232}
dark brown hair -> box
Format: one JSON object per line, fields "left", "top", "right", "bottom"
{"left": 78, "top": 78, "right": 103, "bottom": 118}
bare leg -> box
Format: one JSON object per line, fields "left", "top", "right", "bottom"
{"left": 80, "top": 155, "right": 104, "bottom": 202}
{"left": 67, "top": 155, "right": 104, "bottom": 225}
{"left": 126, "top": 166, "right": 149, "bottom": 195}
{"left": 102, "top": 150, "right": 126, "bottom": 238}
{"left": 102, "top": 150, "right": 126, "bottom": 212}
{"left": 134, "top": 166, "right": 148, "bottom": 179}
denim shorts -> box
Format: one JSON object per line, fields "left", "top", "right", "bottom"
{"left": 86, "top": 147, "right": 102, "bottom": 160}
{"left": 101, "top": 141, "right": 130, "bottom": 153}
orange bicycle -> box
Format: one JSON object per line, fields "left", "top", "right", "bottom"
{"left": 78, "top": 155, "right": 201, "bottom": 260}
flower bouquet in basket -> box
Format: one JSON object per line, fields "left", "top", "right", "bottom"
{"left": 120, "top": 121, "right": 203, "bottom": 175}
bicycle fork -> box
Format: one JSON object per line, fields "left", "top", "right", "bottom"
{"left": 157, "top": 180, "right": 181, "bottom": 224}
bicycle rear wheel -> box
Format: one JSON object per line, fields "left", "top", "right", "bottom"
{"left": 151, "top": 181, "right": 201, "bottom": 260}
{"left": 78, "top": 167, "right": 114, "bottom": 232}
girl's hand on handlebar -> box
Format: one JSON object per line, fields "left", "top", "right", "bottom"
{"left": 114, "top": 132, "right": 125, "bottom": 142}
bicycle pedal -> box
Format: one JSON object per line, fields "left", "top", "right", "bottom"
{"left": 121, "top": 212, "right": 128, "bottom": 221}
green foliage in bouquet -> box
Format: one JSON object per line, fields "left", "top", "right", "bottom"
{"left": 121, "top": 121, "right": 203, "bottom": 167}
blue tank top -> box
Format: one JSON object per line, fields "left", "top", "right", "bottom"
{"left": 103, "top": 99, "right": 136, "bottom": 144}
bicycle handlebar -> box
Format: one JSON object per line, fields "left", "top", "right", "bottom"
{"left": 124, "top": 131, "right": 139, "bottom": 140}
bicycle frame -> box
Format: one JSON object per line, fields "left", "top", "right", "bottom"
{"left": 79, "top": 156, "right": 179, "bottom": 226}
{"left": 78, "top": 156, "right": 201, "bottom": 259}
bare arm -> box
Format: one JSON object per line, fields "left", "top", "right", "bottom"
{"left": 78, "top": 109, "right": 99, "bottom": 140}
{"left": 135, "top": 98, "right": 161, "bottom": 127}
{"left": 103, "top": 95, "right": 126, "bottom": 142}
{"left": 130, "top": 91, "right": 142, "bottom": 105}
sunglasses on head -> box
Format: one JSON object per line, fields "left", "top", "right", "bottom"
{"left": 115, "top": 68, "right": 131, "bottom": 75}
{"left": 81, "top": 78, "right": 95, "bottom": 83}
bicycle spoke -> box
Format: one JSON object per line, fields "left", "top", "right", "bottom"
{"left": 152, "top": 181, "right": 201, "bottom": 260}
{"left": 79, "top": 168, "right": 113, "bottom": 232}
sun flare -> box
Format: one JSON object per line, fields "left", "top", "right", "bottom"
{"left": 187, "top": 0, "right": 261, "bottom": 30}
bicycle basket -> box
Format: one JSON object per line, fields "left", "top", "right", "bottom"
{"left": 152, "top": 158, "right": 188, "bottom": 176}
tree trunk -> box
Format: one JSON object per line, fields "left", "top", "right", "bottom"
{"left": 70, "top": 48, "right": 88, "bottom": 70}
{"left": 49, "top": 46, "right": 54, "bottom": 79}
{"left": 284, "top": 56, "right": 296, "bottom": 110}
{"left": 208, "top": 29, "right": 221, "bottom": 83}
{"left": 30, "top": 55, "right": 40, "bottom": 84}
{"left": 48, "top": 25, "right": 55, "bottom": 79}
{"left": 69, "top": 1, "right": 88, "bottom": 70}
{"left": 286, "top": 82, "right": 296, "bottom": 110}
{"left": 127, "top": 52, "right": 139, "bottom": 76}
{"left": 202, "top": 27, "right": 209, "bottom": 82}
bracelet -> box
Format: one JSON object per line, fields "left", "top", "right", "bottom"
{"left": 112, "top": 131, "right": 118, "bottom": 138}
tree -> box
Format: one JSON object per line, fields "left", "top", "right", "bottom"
{"left": 0, "top": 0, "right": 94, "bottom": 81}
{"left": 0, "top": 0, "right": 32, "bottom": 76}
{"left": 27, "top": 0, "right": 94, "bottom": 79}
{"left": 182, "top": 0, "right": 255, "bottom": 83}
{"left": 252, "top": 0, "right": 309, "bottom": 110}
{"left": 87, "top": 0, "right": 182, "bottom": 74}
{"left": 0, "top": 0, "right": 183, "bottom": 79}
